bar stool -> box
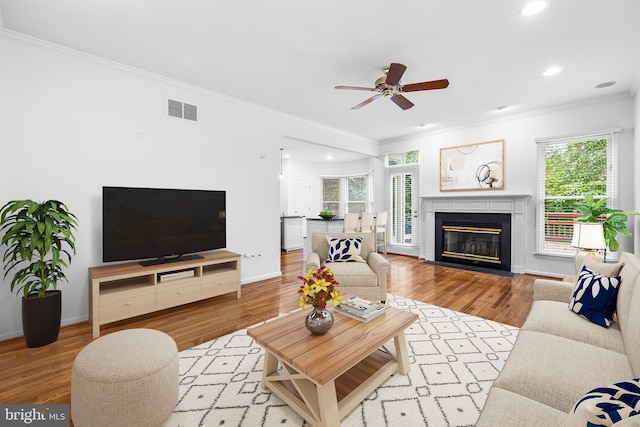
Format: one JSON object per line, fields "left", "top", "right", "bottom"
{"left": 359, "top": 212, "right": 375, "bottom": 233}
{"left": 342, "top": 213, "right": 359, "bottom": 233}
{"left": 374, "top": 212, "right": 388, "bottom": 254}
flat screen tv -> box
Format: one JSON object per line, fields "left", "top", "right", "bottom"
{"left": 102, "top": 186, "right": 226, "bottom": 266}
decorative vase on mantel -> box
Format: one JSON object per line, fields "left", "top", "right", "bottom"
{"left": 305, "top": 306, "right": 334, "bottom": 335}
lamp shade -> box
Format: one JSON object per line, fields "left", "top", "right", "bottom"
{"left": 571, "top": 222, "right": 606, "bottom": 250}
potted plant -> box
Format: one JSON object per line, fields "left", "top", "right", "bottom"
{"left": 574, "top": 195, "right": 639, "bottom": 252}
{"left": 0, "top": 199, "right": 78, "bottom": 347}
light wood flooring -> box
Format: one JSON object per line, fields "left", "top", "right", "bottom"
{"left": 0, "top": 249, "right": 553, "bottom": 407}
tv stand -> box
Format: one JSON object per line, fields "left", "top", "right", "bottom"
{"left": 88, "top": 251, "right": 240, "bottom": 338}
{"left": 139, "top": 253, "right": 204, "bottom": 267}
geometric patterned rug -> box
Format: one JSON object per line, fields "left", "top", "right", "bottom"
{"left": 162, "top": 295, "right": 518, "bottom": 427}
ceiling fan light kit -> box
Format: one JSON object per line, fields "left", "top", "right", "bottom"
{"left": 335, "top": 63, "right": 449, "bottom": 110}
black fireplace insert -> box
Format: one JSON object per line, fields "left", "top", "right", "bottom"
{"left": 435, "top": 212, "right": 512, "bottom": 273}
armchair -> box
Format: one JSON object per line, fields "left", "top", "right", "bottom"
{"left": 305, "top": 232, "right": 390, "bottom": 302}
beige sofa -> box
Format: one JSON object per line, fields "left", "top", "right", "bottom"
{"left": 476, "top": 252, "right": 640, "bottom": 426}
{"left": 305, "top": 232, "right": 390, "bottom": 302}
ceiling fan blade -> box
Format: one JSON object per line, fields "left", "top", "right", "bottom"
{"left": 335, "top": 85, "right": 376, "bottom": 91}
{"left": 351, "top": 93, "right": 383, "bottom": 110}
{"left": 385, "top": 63, "right": 407, "bottom": 86}
{"left": 390, "top": 94, "right": 414, "bottom": 110}
{"left": 401, "top": 79, "right": 450, "bottom": 92}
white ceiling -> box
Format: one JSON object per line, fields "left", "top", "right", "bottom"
{"left": 1, "top": 0, "right": 640, "bottom": 162}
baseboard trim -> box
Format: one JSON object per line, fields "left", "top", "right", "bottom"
{"left": 241, "top": 271, "right": 282, "bottom": 285}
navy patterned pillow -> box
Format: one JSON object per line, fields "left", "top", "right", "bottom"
{"left": 567, "top": 379, "right": 640, "bottom": 426}
{"left": 325, "top": 237, "right": 365, "bottom": 263}
{"left": 568, "top": 266, "right": 621, "bottom": 328}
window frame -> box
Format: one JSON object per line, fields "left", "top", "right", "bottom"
{"left": 321, "top": 178, "right": 341, "bottom": 214}
{"left": 384, "top": 150, "right": 420, "bottom": 248}
{"left": 535, "top": 130, "right": 619, "bottom": 257}
{"left": 386, "top": 150, "right": 419, "bottom": 167}
{"left": 321, "top": 172, "right": 373, "bottom": 215}
{"left": 389, "top": 169, "right": 417, "bottom": 246}
{"left": 346, "top": 175, "right": 367, "bottom": 215}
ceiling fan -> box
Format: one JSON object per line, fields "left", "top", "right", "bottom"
{"left": 335, "top": 63, "right": 449, "bottom": 110}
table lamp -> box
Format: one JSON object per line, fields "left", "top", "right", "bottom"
{"left": 571, "top": 222, "right": 606, "bottom": 274}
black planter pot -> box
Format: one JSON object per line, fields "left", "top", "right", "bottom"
{"left": 22, "top": 290, "right": 62, "bottom": 348}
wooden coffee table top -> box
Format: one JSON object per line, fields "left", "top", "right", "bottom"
{"left": 247, "top": 305, "right": 418, "bottom": 385}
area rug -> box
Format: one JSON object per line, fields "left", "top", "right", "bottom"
{"left": 162, "top": 295, "right": 518, "bottom": 427}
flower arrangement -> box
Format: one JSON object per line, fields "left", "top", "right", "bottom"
{"left": 297, "top": 265, "right": 342, "bottom": 309}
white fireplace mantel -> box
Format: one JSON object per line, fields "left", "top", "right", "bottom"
{"left": 420, "top": 194, "right": 531, "bottom": 274}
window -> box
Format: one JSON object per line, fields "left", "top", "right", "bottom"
{"left": 347, "top": 176, "right": 367, "bottom": 214}
{"left": 387, "top": 150, "right": 419, "bottom": 166}
{"left": 536, "top": 132, "right": 616, "bottom": 256}
{"left": 322, "top": 178, "right": 340, "bottom": 213}
{"left": 322, "top": 173, "right": 372, "bottom": 215}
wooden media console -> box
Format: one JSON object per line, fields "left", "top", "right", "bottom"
{"left": 88, "top": 251, "right": 240, "bottom": 338}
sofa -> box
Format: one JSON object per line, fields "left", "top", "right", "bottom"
{"left": 476, "top": 252, "right": 640, "bottom": 426}
{"left": 305, "top": 232, "right": 390, "bottom": 302}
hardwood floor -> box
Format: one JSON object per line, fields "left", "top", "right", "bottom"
{"left": 0, "top": 249, "right": 552, "bottom": 407}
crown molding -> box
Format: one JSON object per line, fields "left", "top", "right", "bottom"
{"left": 382, "top": 93, "right": 633, "bottom": 145}
{"left": 0, "top": 29, "right": 376, "bottom": 145}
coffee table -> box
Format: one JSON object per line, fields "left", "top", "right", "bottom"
{"left": 247, "top": 305, "right": 418, "bottom": 426}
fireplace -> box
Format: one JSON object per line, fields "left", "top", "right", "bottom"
{"left": 435, "top": 212, "right": 512, "bottom": 274}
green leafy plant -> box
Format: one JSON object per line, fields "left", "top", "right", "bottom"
{"left": 574, "top": 196, "right": 639, "bottom": 252}
{"left": 0, "top": 200, "right": 78, "bottom": 298}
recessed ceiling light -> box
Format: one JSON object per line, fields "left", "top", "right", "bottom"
{"left": 521, "top": 1, "right": 548, "bottom": 16}
{"left": 326, "top": 155, "right": 332, "bottom": 160}
{"left": 418, "top": 123, "right": 433, "bottom": 128}
{"left": 595, "top": 81, "right": 616, "bottom": 89}
{"left": 496, "top": 105, "right": 510, "bottom": 112}
{"left": 543, "top": 66, "right": 562, "bottom": 76}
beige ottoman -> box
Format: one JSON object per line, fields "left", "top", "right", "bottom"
{"left": 71, "top": 328, "right": 179, "bottom": 427}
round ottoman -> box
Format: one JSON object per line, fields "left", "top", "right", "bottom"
{"left": 71, "top": 328, "right": 179, "bottom": 427}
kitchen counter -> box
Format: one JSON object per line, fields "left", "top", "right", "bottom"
{"left": 305, "top": 217, "right": 344, "bottom": 252}
{"left": 306, "top": 217, "right": 344, "bottom": 221}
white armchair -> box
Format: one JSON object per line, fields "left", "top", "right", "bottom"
{"left": 305, "top": 232, "right": 390, "bottom": 302}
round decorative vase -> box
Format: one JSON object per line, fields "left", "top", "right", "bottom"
{"left": 305, "top": 306, "right": 334, "bottom": 335}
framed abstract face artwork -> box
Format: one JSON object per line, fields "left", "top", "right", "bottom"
{"left": 440, "top": 139, "right": 504, "bottom": 191}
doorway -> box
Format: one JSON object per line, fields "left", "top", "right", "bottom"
{"left": 388, "top": 169, "right": 419, "bottom": 256}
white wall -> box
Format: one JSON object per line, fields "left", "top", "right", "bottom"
{"left": 634, "top": 90, "right": 640, "bottom": 251}
{"left": 2, "top": 32, "right": 637, "bottom": 341}
{"left": 0, "top": 34, "right": 377, "bottom": 340}
{"left": 380, "top": 95, "right": 636, "bottom": 276}
{"left": 279, "top": 156, "right": 385, "bottom": 244}
{"left": 280, "top": 158, "right": 318, "bottom": 217}
{"left": 285, "top": 157, "right": 384, "bottom": 216}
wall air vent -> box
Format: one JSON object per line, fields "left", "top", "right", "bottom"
{"left": 168, "top": 99, "right": 198, "bottom": 122}
{"left": 183, "top": 103, "right": 197, "bottom": 121}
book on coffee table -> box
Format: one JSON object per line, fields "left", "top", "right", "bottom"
{"left": 335, "top": 302, "right": 386, "bottom": 322}
{"left": 339, "top": 296, "right": 379, "bottom": 314}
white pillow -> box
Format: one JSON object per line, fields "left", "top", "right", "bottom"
{"left": 581, "top": 256, "right": 624, "bottom": 277}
